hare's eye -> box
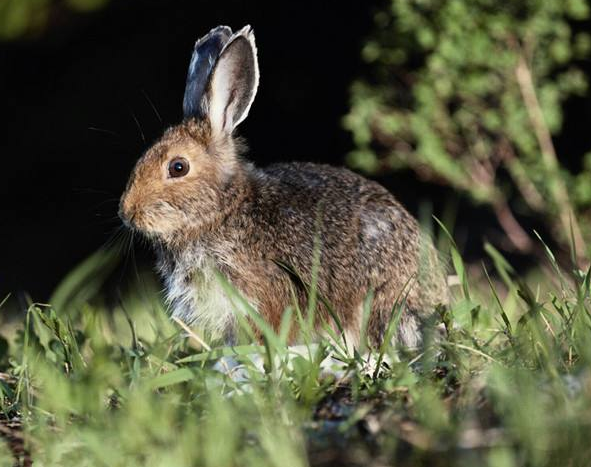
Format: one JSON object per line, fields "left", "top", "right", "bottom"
{"left": 168, "top": 157, "right": 190, "bottom": 178}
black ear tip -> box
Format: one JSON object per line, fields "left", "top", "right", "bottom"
{"left": 208, "top": 25, "right": 233, "bottom": 39}
{"left": 183, "top": 25, "right": 235, "bottom": 119}
{"left": 183, "top": 24, "right": 260, "bottom": 121}
{"left": 194, "top": 25, "right": 233, "bottom": 49}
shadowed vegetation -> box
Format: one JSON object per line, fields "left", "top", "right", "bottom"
{"left": 0, "top": 230, "right": 590, "bottom": 467}
{"left": 346, "top": 0, "right": 591, "bottom": 260}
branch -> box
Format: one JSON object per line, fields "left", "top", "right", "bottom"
{"left": 498, "top": 138, "right": 545, "bottom": 212}
{"left": 514, "top": 50, "right": 587, "bottom": 260}
{"left": 492, "top": 199, "right": 534, "bottom": 253}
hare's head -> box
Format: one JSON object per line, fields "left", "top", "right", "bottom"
{"left": 119, "top": 25, "right": 259, "bottom": 242}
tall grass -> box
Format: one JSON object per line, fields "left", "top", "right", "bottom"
{"left": 1, "top": 233, "right": 591, "bottom": 467}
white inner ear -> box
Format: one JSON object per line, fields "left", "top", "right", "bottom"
{"left": 209, "top": 57, "right": 236, "bottom": 135}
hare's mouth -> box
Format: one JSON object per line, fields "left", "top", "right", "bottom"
{"left": 119, "top": 211, "right": 134, "bottom": 228}
{"left": 118, "top": 205, "right": 138, "bottom": 230}
{"left": 119, "top": 203, "right": 181, "bottom": 240}
{"left": 119, "top": 206, "right": 155, "bottom": 236}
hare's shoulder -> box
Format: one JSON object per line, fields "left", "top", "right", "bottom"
{"left": 250, "top": 162, "right": 418, "bottom": 245}
{"left": 257, "top": 162, "right": 409, "bottom": 214}
{"left": 256, "top": 162, "right": 392, "bottom": 204}
{"left": 259, "top": 162, "right": 365, "bottom": 189}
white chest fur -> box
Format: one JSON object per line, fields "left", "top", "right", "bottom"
{"left": 162, "top": 245, "right": 237, "bottom": 338}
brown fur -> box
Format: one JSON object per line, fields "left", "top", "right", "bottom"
{"left": 120, "top": 25, "right": 447, "bottom": 347}
{"left": 120, "top": 119, "right": 448, "bottom": 347}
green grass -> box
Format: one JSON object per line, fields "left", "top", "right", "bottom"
{"left": 1, "top": 236, "right": 591, "bottom": 467}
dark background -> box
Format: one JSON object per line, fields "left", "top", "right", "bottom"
{"left": 0, "top": 0, "right": 376, "bottom": 300}
{"left": 1, "top": 0, "right": 590, "bottom": 301}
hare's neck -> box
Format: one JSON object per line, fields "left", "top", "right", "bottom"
{"left": 156, "top": 239, "right": 220, "bottom": 275}
{"left": 218, "top": 164, "right": 255, "bottom": 219}
{"left": 156, "top": 241, "right": 236, "bottom": 337}
{"left": 155, "top": 163, "right": 259, "bottom": 280}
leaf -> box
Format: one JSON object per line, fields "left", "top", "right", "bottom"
{"left": 175, "top": 345, "right": 266, "bottom": 364}
{"left": 147, "top": 368, "right": 194, "bottom": 390}
{"left": 50, "top": 247, "right": 119, "bottom": 313}
{"left": 434, "top": 216, "right": 470, "bottom": 299}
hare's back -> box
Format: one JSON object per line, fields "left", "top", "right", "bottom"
{"left": 256, "top": 162, "right": 420, "bottom": 260}
{"left": 251, "top": 162, "right": 444, "bottom": 319}
{"left": 260, "top": 162, "right": 404, "bottom": 206}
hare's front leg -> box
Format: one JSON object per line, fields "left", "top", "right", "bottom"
{"left": 225, "top": 260, "right": 300, "bottom": 341}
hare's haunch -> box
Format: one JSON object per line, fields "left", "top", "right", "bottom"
{"left": 119, "top": 25, "right": 448, "bottom": 347}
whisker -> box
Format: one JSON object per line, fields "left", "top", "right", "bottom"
{"left": 93, "top": 217, "right": 124, "bottom": 229}
{"left": 88, "top": 126, "right": 119, "bottom": 137}
{"left": 90, "top": 199, "right": 121, "bottom": 211}
{"left": 101, "top": 225, "right": 127, "bottom": 252}
{"left": 74, "top": 188, "right": 118, "bottom": 198}
{"left": 128, "top": 107, "right": 146, "bottom": 145}
{"left": 141, "top": 89, "right": 163, "bottom": 125}
{"left": 129, "top": 232, "right": 159, "bottom": 317}
{"left": 110, "top": 229, "right": 134, "bottom": 298}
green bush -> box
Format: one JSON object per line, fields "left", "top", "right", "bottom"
{"left": 345, "top": 0, "right": 591, "bottom": 258}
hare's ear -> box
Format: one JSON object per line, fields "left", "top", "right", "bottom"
{"left": 183, "top": 25, "right": 233, "bottom": 120}
{"left": 207, "top": 26, "right": 259, "bottom": 135}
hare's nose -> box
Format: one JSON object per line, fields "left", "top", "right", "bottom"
{"left": 118, "top": 195, "right": 137, "bottom": 228}
{"left": 118, "top": 207, "right": 132, "bottom": 227}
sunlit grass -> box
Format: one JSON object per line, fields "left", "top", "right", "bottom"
{"left": 1, "top": 232, "right": 591, "bottom": 467}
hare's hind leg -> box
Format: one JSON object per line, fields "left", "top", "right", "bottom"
{"left": 394, "top": 309, "right": 422, "bottom": 348}
{"left": 368, "top": 287, "right": 423, "bottom": 349}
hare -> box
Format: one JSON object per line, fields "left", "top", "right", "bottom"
{"left": 119, "top": 25, "right": 448, "bottom": 348}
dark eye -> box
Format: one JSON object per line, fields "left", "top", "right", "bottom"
{"left": 168, "top": 157, "right": 190, "bottom": 178}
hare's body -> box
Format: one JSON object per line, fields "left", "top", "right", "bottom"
{"left": 119, "top": 25, "right": 447, "bottom": 349}
{"left": 156, "top": 157, "right": 447, "bottom": 347}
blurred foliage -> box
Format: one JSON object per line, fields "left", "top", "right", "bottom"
{"left": 0, "top": 0, "right": 108, "bottom": 39}
{"left": 2, "top": 234, "right": 591, "bottom": 465}
{"left": 345, "top": 0, "right": 591, "bottom": 258}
